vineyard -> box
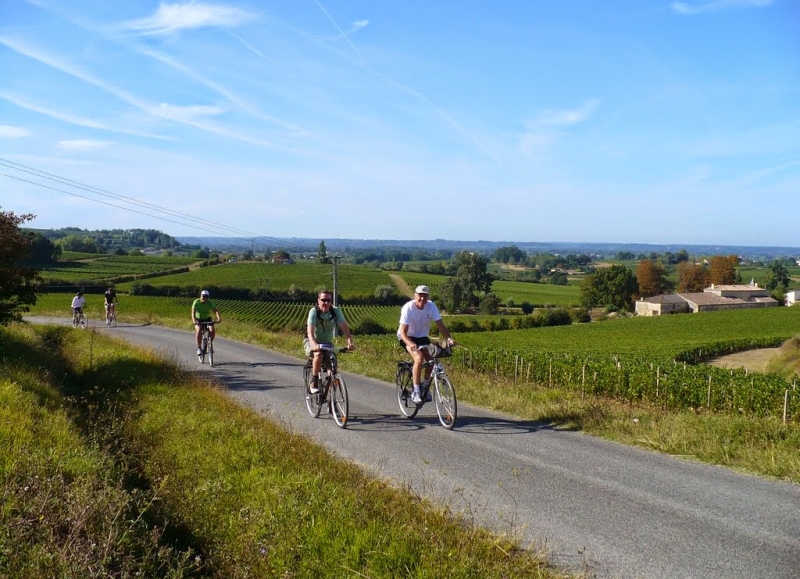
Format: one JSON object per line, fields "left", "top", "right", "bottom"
{"left": 113, "top": 262, "right": 397, "bottom": 300}
{"left": 39, "top": 255, "right": 199, "bottom": 285}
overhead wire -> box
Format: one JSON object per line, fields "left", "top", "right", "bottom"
{"left": 0, "top": 158, "right": 294, "bottom": 249}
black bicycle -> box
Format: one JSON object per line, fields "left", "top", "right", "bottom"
{"left": 303, "top": 344, "right": 350, "bottom": 428}
{"left": 396, "top": 341, "right": 457, "bottom": 429}
{"left": 197, "top": 321, "right": 215, "bottom": 366}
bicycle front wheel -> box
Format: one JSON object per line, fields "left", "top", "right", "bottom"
{"left": 208, "top": 340, "right": 214, "bottom": 366}
{"left": 110, "top": 313, "right": 117, "bottom": 327}
{"left": 330, "top": 373, "right": 349, "bottom": 428}
{"left": 396, "top": 366, "right": 419, "bottom": 418}
{"left": 434, "top": 375, "right": 457, "bottom": 429}
{"left": 78, "top": 314, "right": 88, "bottom": 330}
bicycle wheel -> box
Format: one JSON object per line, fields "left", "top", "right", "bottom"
{"left": 396, "top": 366, "right": 419, "bottom": 418}
{"left": 434, "top": 375, "right": 457, "bottom": 429}
{"left": 304, "top": 364, "right": 323, "bottom": 418}
{"left": 109, "top": 312, "right": 117, "bottom": 327}
{"left": 208, "top": 340, "right": 214, "bottom": 366}
{"left": 78, "top": 314, "right": 88, "bottom": 330}
{"left": 198, "top": 337, "right": 206, "bottom": 363}
{"left": 330, "top": 373, "right": 349, "bottom": 428}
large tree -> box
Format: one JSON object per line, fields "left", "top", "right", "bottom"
{"left": 439, "top": 251, "right": 493, "bottom": 312}
{"left": 763, "top": 260, "right": 790, "bottom": 291}
{"left": 580, "top": 264, "right": 639, "bottom": 310}
{"left": 676, "top": 262, "right": 709, "bottom": 292}
{"left": 635, "top": 259, "right": 672, "bottom": 298}
{"left": 0, "top": 210, "right": 41, "bottom": 325}
{"left": 708, "top": 255, "right": 739, "bottom": 286}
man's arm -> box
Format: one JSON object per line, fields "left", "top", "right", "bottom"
{"left": 338, "top": 319, "right": 355, "bottom": 349}
{"left": 434, "top": 319, "right": 454, "bottom": 343}
{"left": 399, "top": 323, "right": 416, "bottom": 350}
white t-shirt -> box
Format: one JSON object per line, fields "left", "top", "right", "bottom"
{"left": 397, "top": 300, "right": 441, "bottom": 339}
{"left": 71, "top": 295, "right": 86, "bottom": 309}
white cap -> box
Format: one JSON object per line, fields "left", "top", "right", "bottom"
{"left": 200, "top": 290, "right": 210, "bottom": 297}
{"left": 415, "top": 285, "right": 430, "bottom": 295}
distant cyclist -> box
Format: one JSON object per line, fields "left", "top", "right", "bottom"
{"left": 71, "top": 291, "right": 86, "bottom": 322}
{"left": 304, "top": 290, "right": 355, "bottom": 393}
{"left": 104, "top": 287, "right": 118, "bottom": 325}
{"left": 398, "top": 285, "right": 455, "bottom": 404}
{"left": 191, "top": 289, "right": 221, "bottom": 356}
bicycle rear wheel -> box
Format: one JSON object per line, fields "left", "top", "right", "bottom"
{"left": 109, "top": 312, "right": 117, "bottom": 327}
{"left": 330, "top": 373, "right": 349, "bottom": 428}
{"left": 396, "top": 366, "right": 419, "bottom": 418}
{"left": 434, "top": 375, "right": 457, "bottom": 429}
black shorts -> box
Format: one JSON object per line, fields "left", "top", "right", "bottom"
{"left": 399, "top": 336, "right": 431, "bottom": 351}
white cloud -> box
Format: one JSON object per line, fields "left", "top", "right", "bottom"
{"left": 527, "top": 100, "right": 599, "bottom": 129}
{"left": 57, "top": 139, "right": 113, "bottom": 151}
{"left": 0, "top": 125, "right": 32, "bottom": 138}
{"left": 122, "top": 2, "right": 257, "bottom": 36}
{"left": 671, "top": 0, "right": 773, "bottom": 16}
{"left": 155, "top": 103, "right": 224, "bottom": 121}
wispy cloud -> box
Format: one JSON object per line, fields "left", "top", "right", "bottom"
{"left": 0, "top": 92, "right": 174, "bottom": 140}
{"left": 0, "top": 125, "right": 32, "bottom": 138}
{"left": 313, "top": 0, "right": 364, "bottom": 61}
{"left": 57, "top": 139, "right": 113, "bottom": 151}
{"left": 155, "top": 103, "right": 223, "bottom": 121}
{"left": 518, "top": 100, "right": 599, "bottom": 155}
{"left": 0, "top": 35, "right": 273, "bottom": 147}
{"left": 671, "top": 0, "right": 773, "bottom": 16}
{"left": 121, "top": 2, "right": 257, "bottom": 36}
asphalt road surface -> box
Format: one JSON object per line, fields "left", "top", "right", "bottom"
{"left": 28, "top": 318, "right": 800, "bottom": 579}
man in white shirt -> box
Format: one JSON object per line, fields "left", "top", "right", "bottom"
{"left": 397, "top": 285, "right": 455, "bottom": 403}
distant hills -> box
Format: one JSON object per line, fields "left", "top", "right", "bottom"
{"left": 175, "top": 236, "right": 800, "bottom": 260}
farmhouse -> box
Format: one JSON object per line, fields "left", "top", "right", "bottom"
{"left": 635, "top": 282, "right": 779, "bottom": 316}
{"left": 785, "top": 289, "right": 800, "bottom": 306}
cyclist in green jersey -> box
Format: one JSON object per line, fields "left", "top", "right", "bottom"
{"left": 191, "top": 289, "right": 222, "bottom": 356}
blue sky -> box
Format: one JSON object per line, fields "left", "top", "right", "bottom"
{"left": 1, "top": 0, "right": 798, "bottom": 246}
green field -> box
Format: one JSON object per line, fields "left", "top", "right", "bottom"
{"left": 40, "top": 254, "right": 199, "bottom": 285}
{"left": 113, "top": 262, "right": 397, "bottom": 300}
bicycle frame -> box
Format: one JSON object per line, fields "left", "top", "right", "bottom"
{"left": 197, "top": 321, "right": 215, "bottom": 366}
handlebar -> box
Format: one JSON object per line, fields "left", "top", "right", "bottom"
{"left": 314, "top": 344, "right": 351, "bottom": 353}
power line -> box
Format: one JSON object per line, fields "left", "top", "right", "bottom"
{"left": 0, "top": 158, "right": 293, "bottom": 248}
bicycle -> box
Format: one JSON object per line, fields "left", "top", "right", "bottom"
{"left": 72, "top": 309, "right": 88, "bottom": 329}
{"left": 197, "top": 321, "right": 215, "bottom": 366}
{"left": 302, "top": 343, "right": 350, "bottom": 428}
{"left": 105, "top": 305, "right": 117, "bottom": 327}
{"left": 396, "top": 341, "right": 457, "bottom": 429}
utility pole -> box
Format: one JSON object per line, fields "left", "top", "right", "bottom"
{"left": 332, "top": 255, "right": 340, "bottom": 337}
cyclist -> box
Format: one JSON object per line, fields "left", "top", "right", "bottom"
{"left": 191, "top": 289, "right": 221, "bottom": 356}
{"left": 304, "top": 290, "right": 355, "bottom": 394}
{"left": 71, "top": 291, "right": 86, "bottom": 323}
{"left": 397, "top": 285, "right": 455, "bottom": 404}
{"left": 104, "top": 287, "right": 118, "bottom": 325}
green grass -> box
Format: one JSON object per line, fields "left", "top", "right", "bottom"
{"left": 2, "top": 323, "right": 576, "bottom": 579}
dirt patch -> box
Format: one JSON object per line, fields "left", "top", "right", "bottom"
{"left": 706, "top": 348, "right": 780, "bottom": 374}
{"left": 389, "top": 273, "right": 413, "bottom": 298}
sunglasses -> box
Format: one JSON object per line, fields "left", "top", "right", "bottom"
{"left": 319, "top": 298, "right": 332, "bottom": 303}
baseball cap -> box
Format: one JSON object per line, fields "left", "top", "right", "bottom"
{"left": 200, "top": 290, "right": 210, "bottom": 297}
{"left": 415, "top": 285, "right": 430, "bottom": 295}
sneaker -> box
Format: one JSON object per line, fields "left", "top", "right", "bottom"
{"left": 411, "top": 390, "right": 422, "bottom": 404}
{"left": 196, "top": 348, "right": 203, "bottom": 356}
{"left": 309, "top": 379, "right": 320, "bottom": 394}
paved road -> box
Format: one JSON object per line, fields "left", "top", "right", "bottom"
{"left": 30, "top": 318, "right": 800, "bottom": 579}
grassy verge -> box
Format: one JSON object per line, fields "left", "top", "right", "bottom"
{"left": 3, "top": 323, "right": 577, "bottom": 579}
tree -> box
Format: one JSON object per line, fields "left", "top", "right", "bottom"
{"left": 439, "top": 251, "right": 494, "bottom": 312}
{"left": 23, "top": 232, "right": 60, "bottom": 263}
{"left": 636, "top": 259, "right": 672, "bottom": 298}
{"left": 0, "top": 210, "right": 41, "bottom": 325}
{"left": 494, "top": 245, "right": 525, "bottom": 264}
{"left": 550, "top": 271, "right": 568, "bottom": 285}
{"left": 479, "top": 295, "right": 500, "bottom": 315}
{"left": 764, "top": 260, "right": 790, "bottom": 291}
{"left": 316, "top": 241, "right": 329, "bottom": 264}
{"left": 580, "top": 265, "right": 638, "bottom": 310}
{"left": 676, "top": 262, "right": 709, "bottom": 292}
{"left": 708, "top": 255, "right": 739, "bottom": 285}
